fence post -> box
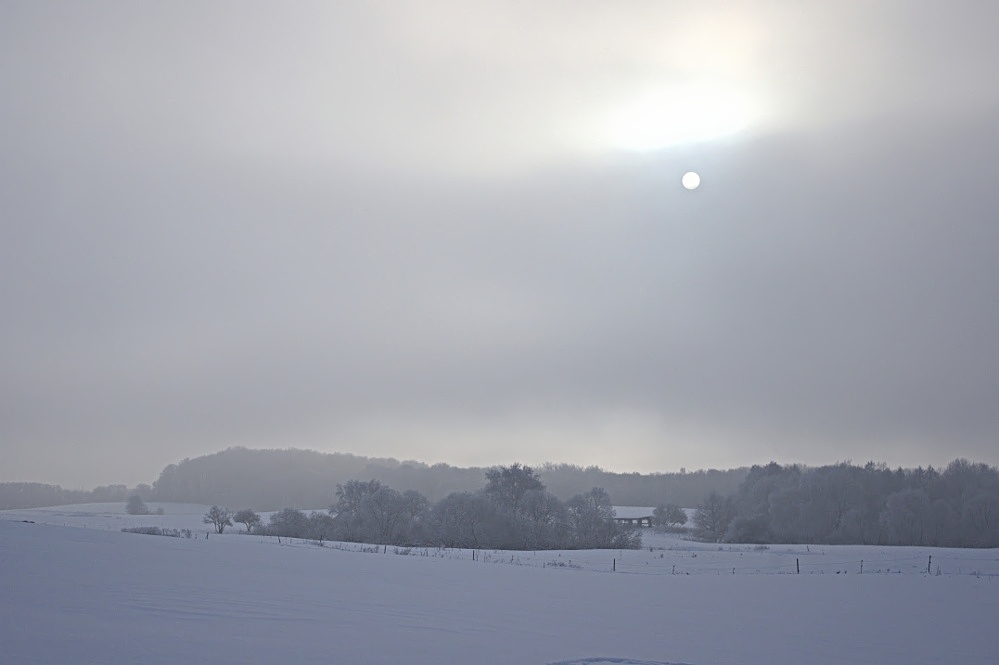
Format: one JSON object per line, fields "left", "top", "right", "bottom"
{"left": 860, "top": 560, "right": 863, "bottom": 574}
{"left": 927, "top": 555, "right": 932, "bottom": 574}
{"left": 613, "top": 558, "right": 616, "bottom": 572}
{"left": 796, "top": 558, "right": 800, "bottom": 574}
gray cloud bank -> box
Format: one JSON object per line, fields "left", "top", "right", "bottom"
{"left": 2, "top": 2, "right": 997, "bottom": 486}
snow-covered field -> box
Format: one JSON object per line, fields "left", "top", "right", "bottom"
{"left": 2, "top": 504, "right": 997, "bottom": 664}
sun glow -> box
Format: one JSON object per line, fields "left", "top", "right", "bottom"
{"left": 609, "top": 85, "right": 755, "bottom": 151}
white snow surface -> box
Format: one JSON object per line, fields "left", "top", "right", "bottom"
{"left": 2, "top": 504, "right": 998, "bottom": 664}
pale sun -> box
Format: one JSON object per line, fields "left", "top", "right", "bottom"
{"left": 681, "top": 172, "right": 701, "bottom": 190}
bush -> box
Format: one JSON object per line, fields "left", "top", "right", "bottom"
{"left": 122, "top": 526, "right": 193, "bottom": 538}
{"left": 126, "top": 495, "right": 150, "bottom": 515}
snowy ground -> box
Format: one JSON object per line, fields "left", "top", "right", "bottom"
{"left": 2, "top": 504, "right": 997, "bottom": 664}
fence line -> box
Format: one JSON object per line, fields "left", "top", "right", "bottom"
{"left": 265, "top": 536, "right": 998, "bottom": 578}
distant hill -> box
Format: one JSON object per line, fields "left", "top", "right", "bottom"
{"left": 151, "top": 447, "right": 484, "bottom": 510}
{"left": 0, "top": 482, "right": 131, "bottom": 511}
{"left": 1, "top": 447, "right": 749, "bottom": 511}
{"left": 151, "top": 447, "right": 748, "bottom": 511}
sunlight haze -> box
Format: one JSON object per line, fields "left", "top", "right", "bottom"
{"left": 2, "top": 1, "right": 998, "bottom": 488}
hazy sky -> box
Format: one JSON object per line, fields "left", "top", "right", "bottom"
{"left": 3, "top": 1, "right": 998, "bottom": 488}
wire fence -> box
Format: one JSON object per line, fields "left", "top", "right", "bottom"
{"left": 598, "top": 552, "right": 999, "bottom": 577}
{"left": 266, "top": 536, "right": 999, "bottom": 578}
{"left": 11, "top": 516, "right": 997, "bottom": 579}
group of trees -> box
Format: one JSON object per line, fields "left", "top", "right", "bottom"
{"left": 149, "top": 447, "right": 747, "bottom": 511}
{"left": 218, "top": 464, "right": 640, "bottom": 551}
{"left": 1, "top": 448, "right": 747, "bottom": 512}
{"left": 689, "top": 459, "right": 999, "bottom": 547}
{"left": 0, "top": 482, "right": 147, "bottom": 510}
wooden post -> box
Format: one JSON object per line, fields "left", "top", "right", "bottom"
{"left": 796, "top": 558, "right": 800, "bottom": 574}
{"left": 613, "top": 558, "right": 616, "bottom": 572}
{"left": 860, "top": 560, "right": 863, "bottom": 574}
{"left": 928, "top": 555, "right": 932, "bottom": 574}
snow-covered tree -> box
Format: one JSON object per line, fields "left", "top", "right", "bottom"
{"left": 126, "top": 495, "right": 150, "bottom": 515}
{"left": 233, "top": 508, "right": 262, "bottom": 534}
{"left": 202, "top": 505, "right": 233, "bottom": 534}
{"left": 267, "top": 508, "right": 310, "bottom": 538}
{"left": 692, "top": 492, "right": 735, "bottom": 542}
{"left": 483, "top": 464, "right": 544, "bottom": 515}
{"left": 652, "top": 503, "right": 686, "bottom": 531}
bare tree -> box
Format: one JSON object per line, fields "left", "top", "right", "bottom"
{"left": 203, "top": 505, "right": 233, "bottom": 534}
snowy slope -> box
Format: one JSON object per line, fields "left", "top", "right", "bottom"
{"left": 1, "top": 508, "right": 997, "bottom": 664}
{"left": 1, "top": 502, "right": 213, "bottom": 532}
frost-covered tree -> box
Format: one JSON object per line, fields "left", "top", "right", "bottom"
{"left": 961, "top": 491, "right": 999, "bottom": 547}
{"left": 308, "top": 512, "right": 337, "bottom": 544}
{"left": 429, "top": 492, "right": 502, "bottom": 548}
{"left": 267, "top": 508, "right": 310, "bottom": 538}
{"left": 331, "top": 479, "right": 385, "bottom": 541}
{"left": 202, "top": 505, "right": 233, "bottom": 534}
{"left": 359, "top": 487, "right": 410, "bottom": 544}
{"left": 126, "top": 495, "right": 150, "bottom": 515}
{"left": 233, "top": 508, "right": 262, "bottom": 534}
{"left": 652, "top": 503, "right": 686, "bottom": 531}
{"left": 483, "top": 464, "right": 544, "bottom": 515}
{"left": 402, "top": 489, "right": 430, "bottom": 520}
{"left": 521, "top": 489, "right": 569, "bottom": 549}
{"left": 566, "top": 487, "right": 638, "bottom": 549}
{"left": 879, "top": 489, "right": 930, "bottom": 545}
{"left": 692, "top": 492, "right": 735, "bottom": 542}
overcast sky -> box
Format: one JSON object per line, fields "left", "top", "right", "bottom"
{"left": 2, "top": 1, "right": 998, "bottom": 488}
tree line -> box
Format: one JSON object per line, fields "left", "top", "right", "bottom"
{"left": 150, "top": 447, "right": 747, "bottom": 510}
{"left": 201, "top": 464, "right": 641, "bottom": 551}
{"left": 0, "top": 482, "right": 138, "bottom": 510}
{"left": 689, "top": 459, "right": 999, "bottom": 548}
{"left": 1, "top": 448, "right": 747, "bottom": 511}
